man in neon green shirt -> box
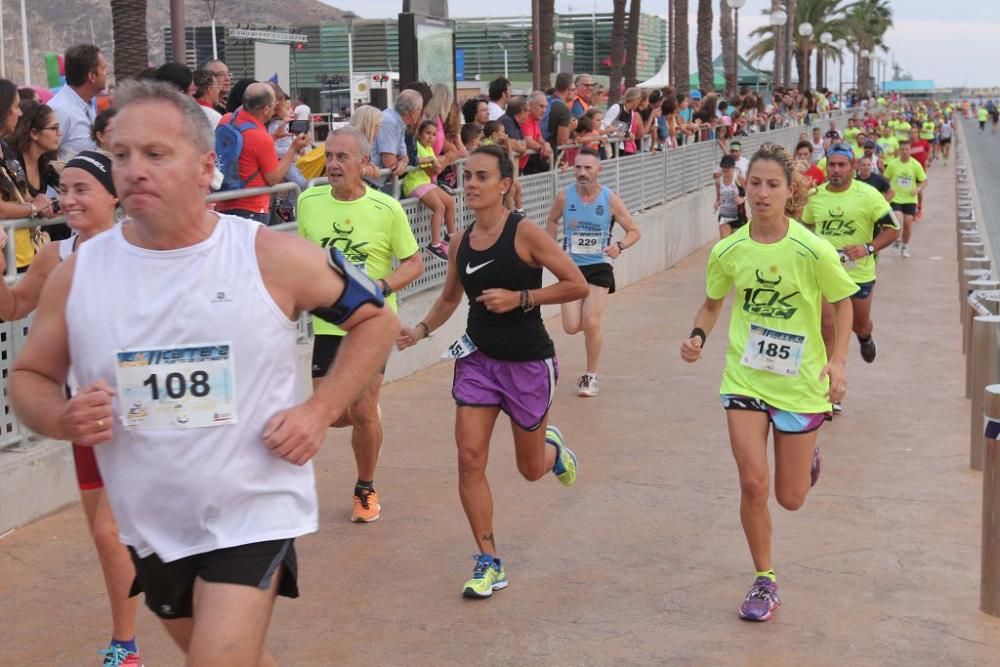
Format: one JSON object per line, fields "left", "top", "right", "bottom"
{"left": 979, "top": 106, "right": 989, "bottom": 132}
{"left": 876, "top": 125, "right": 899, "bottom": 160}
{"left": 298, "top": 126, "right": 424, "bottom": 523}
{"left": 802, "top": 143, "right": 899, "bottom": 368}
{"left": 893, "top": 113, "right": 911, "bottom": 141}
{"left": 883, "top": 139, "right": 928, "bottom": 258}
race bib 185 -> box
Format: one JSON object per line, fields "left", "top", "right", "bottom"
{"left": 740, "top": 325, "right": 806, "bottom": 377}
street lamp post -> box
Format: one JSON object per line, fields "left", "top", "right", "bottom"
{"left": 797, "top": 22, "right": 813, "bottom": 90}
{"left": 834, "top": 39, "right": 845, "bottom": 105}
{"left": 499, "top": 31, "right": 511, "bottom": 79}
{"left": 344, "top": 12, "right": 357, "bottom": 110}
{"left": 553, "top": 41, "right": 564, "bottom": 74}
{"left": 770, "top": 9, "right": 787, "bottom": 88}
{"left": 727, "top": 0, "right": 746, "bottom": 95}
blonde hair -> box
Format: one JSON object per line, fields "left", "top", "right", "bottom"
{"left": 747, "top": 143, "right": 811, "bottom": 218}
{"left": 349, "top": 105, "right": 383, "bottom": 145}
{"left": 425, "top": 83, "right": 453, "bottom": 122}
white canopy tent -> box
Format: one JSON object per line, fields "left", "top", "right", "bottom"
{"left": 637, "top": 59, "right": 671, "bottom": 89}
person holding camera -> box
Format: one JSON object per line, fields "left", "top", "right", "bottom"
{"left": 216, "top": 82, "right": 310, "bottom": 224}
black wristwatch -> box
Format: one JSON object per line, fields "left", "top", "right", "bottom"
{"left": 865, "top": 243, "right": 875, "bottom": 256}
{"left": 380, "top": 280, "right": 394, "bottom": 297}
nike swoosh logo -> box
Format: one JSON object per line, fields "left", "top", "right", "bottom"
{"left": 466, "top": 260, "right": 495, "bottom": 274}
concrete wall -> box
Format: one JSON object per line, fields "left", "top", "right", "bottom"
{"left": 385, "top": 186, "right": 719, "bottom": 382}
{"left": 0, "top": 184, "right": 718, "bottom": 533}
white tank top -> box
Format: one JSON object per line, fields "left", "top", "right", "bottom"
{"left": 65, "top": 215, "right": 316, "bottom": 562}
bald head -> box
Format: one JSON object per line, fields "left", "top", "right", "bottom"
{"left": 243, "top": 82, "right": 275, "bottom": 113}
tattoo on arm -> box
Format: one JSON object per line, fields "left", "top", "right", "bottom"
{"left": 481, "top": 533, "right": 496, "bottom": 551}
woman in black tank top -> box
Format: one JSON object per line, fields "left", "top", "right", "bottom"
{"left": 397, "top": 146, "right": 587, "bottom": 598}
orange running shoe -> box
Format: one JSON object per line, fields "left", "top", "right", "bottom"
{"left": 351, "top": 488, "right": 381, "bottom": 522}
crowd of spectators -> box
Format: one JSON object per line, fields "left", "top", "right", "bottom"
{"left": 0, "top": 42, "right": 848, "bottom": 267}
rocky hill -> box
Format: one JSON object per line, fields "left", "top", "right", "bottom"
{"left": 4, "top": 0, "right": 346, "bottom": 86}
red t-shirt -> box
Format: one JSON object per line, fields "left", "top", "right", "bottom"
{"left": 805, "top": 164, "right": 826, "bottom": 187}
{"left": 216, "top": 110, "right": 279, "bottom": 213}
{"left": 519, "top": 115, "right": 542, "bottom": 169}
{"left": 909, "top": 139, "right": 930, "bottom": 167}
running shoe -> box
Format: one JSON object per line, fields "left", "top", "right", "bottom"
{"left": 546, "top": 426, "right": 578, "bottom": 487}
{"left": 738, "top": 576, "right": 781, "bottom": 622}
{"left": 859, "top": 335, "right": 877, "bottom": 363}
{"left": 831, "top": 402, "right": 843, "bottom": 415}
{"left": 100, "top": 646, "right": 143, "bottom": 666}
{"left": 426, "top": 242, "right": 449, "bottom": 262}
{"left": 577, "top": 373, "right": 600, "bottom": 397}
{"left": 351, "top": 488, "right": 381, "bottom": 523}
{"left": 901, "top": 244, "right": 911, "bottom": 258}
{"left": 463, "top": 553, "right": 508, "bottom": 598}
{"left": 811, "top": 445, "right": 823, "bottom": 487}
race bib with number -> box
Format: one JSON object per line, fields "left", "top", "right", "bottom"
{"left": 571, "top": 232, "right": 604, "bottom": 255}
{"left": 740, "top": 325, "right": 806, "bottom": 377}
{"left": 442, "top": 333, "right": 478, "bottom": 360}
{"left": 896, "top": 176, "right": 913, "bottom": 189}
{"left": 115, "top": 343, "right": 237, "bottom": 431}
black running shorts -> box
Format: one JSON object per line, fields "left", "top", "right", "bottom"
{"left": 579, "top": 263, "right": 616, "bottom": 294}
{"left": 128, "top": 539, "right": 299, "bottom": 619}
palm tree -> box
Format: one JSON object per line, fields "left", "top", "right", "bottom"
{"left": 672, "top": 0, "right": 689, "bottom": 95}
{"left": 111, "top": 0, "right": 149, "bottom": 81}
{"left": 624, "top": 0, "right": 642, "bottom": 88}
{"left": 538, "top": 0, "right": 555, "bottom": 88}
{"left": 720, "top": 0, "right": 736, "bottom": 97}
{"left": 609, "top": 0, "right": 628, "bottom": 103}
{"left": 845, "top": 0, "right": 892, "bottom": 97}
{"left": 696, "top": 0, "right": 714, "bottom": 92}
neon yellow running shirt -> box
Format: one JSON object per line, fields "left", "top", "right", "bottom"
{"left": 298, "top": 184, "right": 419, "bottom": 335}
{"left": 801, "top": 179, "right": 896, "bottom": 283}
{"left": 706, "top": 219, "right": 858, "bottom": 413}
{"left": 979, "top": 108, "right": 989, "bottom": 122}
{"left": 883, "top": 158, "right": 926, "bottom": 205}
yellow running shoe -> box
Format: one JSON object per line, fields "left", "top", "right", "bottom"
{"left": 351, "top": 488, "right": 381, "bottom": 523}
{"left": 546, "top": 426, "right": 577, "bottom": 487}
{"left": 463, "top": 554, "right": 508, "bottom": 598}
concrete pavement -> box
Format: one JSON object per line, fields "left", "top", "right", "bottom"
{"left": 3, "top": 154, "right": 1000, "bottom": 666}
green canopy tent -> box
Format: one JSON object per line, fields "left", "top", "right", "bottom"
{"left": 690, "top": 54, "right": 773, "bottom": 91}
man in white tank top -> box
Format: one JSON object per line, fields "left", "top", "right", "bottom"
{"left": 9, "top": 80, "right": 399, "bottom": 666}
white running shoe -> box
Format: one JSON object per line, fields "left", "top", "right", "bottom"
{"left": 577, "top": 373, "right": 600, "bottom": 397}
{"left": 901, "top": 244, "right": 911, "bottom": 258}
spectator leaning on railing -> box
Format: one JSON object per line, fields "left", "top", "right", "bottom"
{"left": 0, "top": 81, "right": 54, "bottom": 271}
{"left": 462, "top": 96, "right": 489, "bottom": 125}
{"left": 571, "top": 74, "right": 594, "bottom": 118}
{"left": 521, "top": 92, "right": 552, "bottom": 174}
{"left": 546, "top": 73, "right": 576, "bottom": 152}
{"left": 49, "top": 44, "right": 108, "bottom": 160}
{"left": 215, "top": 82, "right": 310, "bottom": 223}
{"left": 193, "top": 69, "right": 223, "bottom": 129}
{"left": 487, "top": 77, "right": 511, "bottom": 121}
{"left": 13, "top": 101, "right": 70, "bottom": 241}
{"left": 201, "top": 58, "right": 233, "bottom": 113}
{"left": 373, "top": 90, "right": 423, "bottom": 192}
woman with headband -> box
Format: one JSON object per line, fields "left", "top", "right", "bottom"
{"left": 0, "top": 151, "right": 142, "bottom": 666}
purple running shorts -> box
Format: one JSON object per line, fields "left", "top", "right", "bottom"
{"left": 453, "top": 350, "right": 558, "bottom": 431}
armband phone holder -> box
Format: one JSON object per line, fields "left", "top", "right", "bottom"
{"left": 310, "top": 247, "right": 385, "bottom": 325}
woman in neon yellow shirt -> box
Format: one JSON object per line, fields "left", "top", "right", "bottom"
{"left": 680, "top": 143, "right": 856, "bottom": 622}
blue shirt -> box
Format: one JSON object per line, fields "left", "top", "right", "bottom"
{"left": 49, "top": 85, "right": 97, "bottom": 160}
{"left": 563, "top": 185, "right": 614, "bottom": 267}
{"left": 373, "top": 108, "right": 407, "bottom": 187}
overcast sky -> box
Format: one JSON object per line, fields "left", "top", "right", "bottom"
{"left": 322, "top": 0, "right": 1000, "bottom": 88}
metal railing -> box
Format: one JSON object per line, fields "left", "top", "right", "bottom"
{"left": 0, "top": 112, "right": 847, "bottom": 452}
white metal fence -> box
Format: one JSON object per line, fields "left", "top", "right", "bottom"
{"left": 0, "top": 112, "right": 846, "bottom": 450}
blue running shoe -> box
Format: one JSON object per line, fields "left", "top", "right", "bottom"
{"left": 463, "top": 553, "right": 508, "bottom": 598}
{"left": 546, "top": 425, "right": 577, "bottom": 486}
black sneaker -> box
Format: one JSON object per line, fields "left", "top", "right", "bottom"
{"left": 858, "top": 335, "right": 877, "bottom": 363}
{"left": 426, "top": 241, "right": 449, "bottom": 262}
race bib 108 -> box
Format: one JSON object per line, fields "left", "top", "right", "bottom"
{"left": 115, "top": 343, "right": 237, "bottom": 431}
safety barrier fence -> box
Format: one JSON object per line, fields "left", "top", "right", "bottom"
{"left": 953, "top": 122, "right": 1000, "bottom": 617}
{"left": 0, "top": 112, "right": 847, "bottom": 452}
